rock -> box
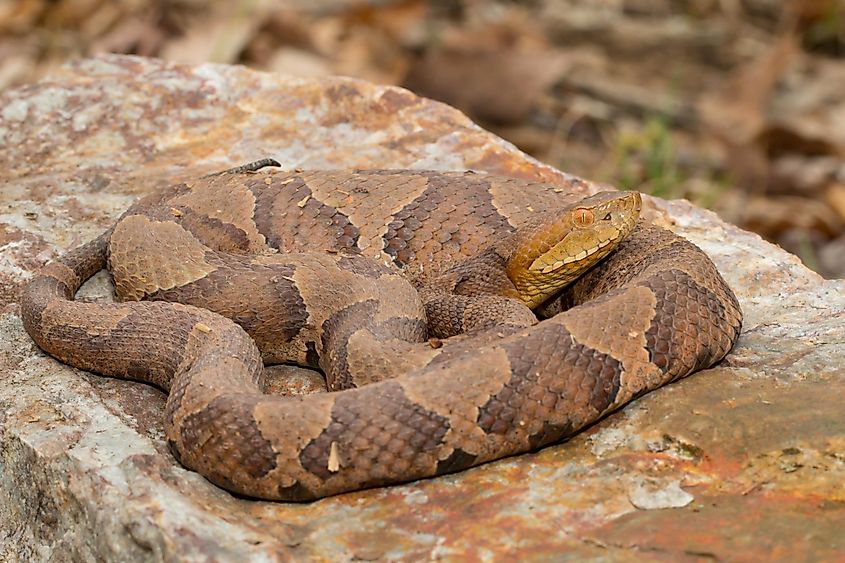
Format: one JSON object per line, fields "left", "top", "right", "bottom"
{"left": 1, "top": 55, "right": 843, "bottom": 561}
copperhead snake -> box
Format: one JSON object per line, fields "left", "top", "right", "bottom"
{"left": 20, "top": 161, "right": 742, "bottom": 501}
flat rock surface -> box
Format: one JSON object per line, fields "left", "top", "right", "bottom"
{"left": 1, "top": 55, "right": 843, "bottom": 561}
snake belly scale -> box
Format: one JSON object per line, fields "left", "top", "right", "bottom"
{"left": 20, "top": 166, "right": 742, "bottom": 501}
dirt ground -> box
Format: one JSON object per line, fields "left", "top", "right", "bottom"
{"left": 2, "top": 0, "right": 843, "bottom": 277}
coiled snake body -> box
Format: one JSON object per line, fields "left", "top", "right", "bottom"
{"left": 21, "top": 163, "right": 742, "bottom": 501}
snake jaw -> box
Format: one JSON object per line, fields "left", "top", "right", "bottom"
{"left": 506, "top": 190, "right": 642, "bottom": 308}
{"left": 536, "top": 239, "right": 610, "bottom": 273}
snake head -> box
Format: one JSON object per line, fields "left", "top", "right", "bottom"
{"left": 505, "top": 190, "right": 642, "bottom": 308}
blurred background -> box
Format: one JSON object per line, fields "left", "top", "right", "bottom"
{"left": 1, "top": 0, "right": 843, "bottom": 278}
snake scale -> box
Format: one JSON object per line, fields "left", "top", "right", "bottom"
{"left": 20, "top": 162, "right": 742, "bottom": 501}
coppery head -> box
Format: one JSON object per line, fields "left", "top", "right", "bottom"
{"left": 505, "top": 190, "right": 642, "bottom": 308}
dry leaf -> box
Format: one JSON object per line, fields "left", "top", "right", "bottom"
{"left": 404, "top": 47, "right": 568, "bottom": 124}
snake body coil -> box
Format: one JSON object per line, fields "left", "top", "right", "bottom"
{"left": 20, "top": 167, "right": 742, "bottom": 501}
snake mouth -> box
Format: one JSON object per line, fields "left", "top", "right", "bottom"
{"left": 534, "top": 236, "right": 617, "bottom": 274}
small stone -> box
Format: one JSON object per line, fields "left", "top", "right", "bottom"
{"left": 629, "top": 478, "right": 695, "bottom": 510}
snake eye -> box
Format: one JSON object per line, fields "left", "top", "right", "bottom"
{"left": 603, "top": 212, "right": 612, "bottom": 221}
{"left": 573, "top": 208, "right": 594, "bottom": 227}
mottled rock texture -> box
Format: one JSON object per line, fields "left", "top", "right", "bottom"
{"left": 1, "top": 55, "right": 843, "bottom": 561}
